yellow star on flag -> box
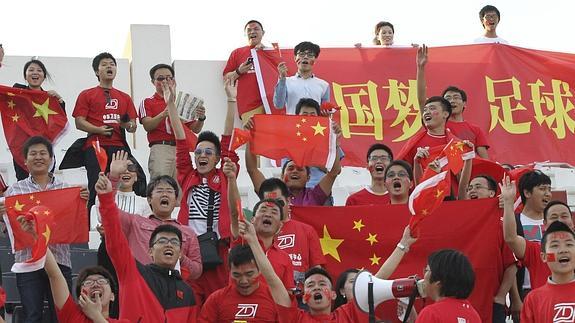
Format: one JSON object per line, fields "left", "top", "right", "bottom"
{"left": 303, "top": 137, "right": 307, "bottom": 142}
{"left": 352, "top": 219, "right": 365, "bottom": 232}
{"left": 43, "top": 210, "right": 51, "bottom": 216}
{"left": 435, "top": 189, "right": 444, "bottom": 198}
{"left": 369, "top": 253, "right": 381, "bottom": 265}
{"left": 455, "top": 141, "right": 465, "bottom": 151}
{"left": 296, "top": 131, "right": 301, "bottom": 136}
{"left": 32, "top": 98, "right": 58, "bottom": 124}
{"left": 11, "top": 114, "right": 20, "bottom": 122}
{"left": 421, "top": 209, "right": 429, "bottom": 216}
{"left": 301, "top": 118, "right": 307, "bottom": 123}
{"left": 296, "top": 123, "right": 301, "bottom": 128}
{"left": 42, "top": 225, "right": 51, "bottom": 244}
{"left": 319, "top": 225, "right": 344, "bottom": 262}
{"left": 366, "top": 233, "right": 378, "bottom": 246}
{"left": 311, "top": 121, "right": 327, "bottom": 136}
{"left": 7, "top": 100, "right": 16, "bottom": 109}
{"left": 29, "top": 195, "right": 35, "bottom": 200}
{"left": 14, "top": 200, "right": 25, "bottom": 212}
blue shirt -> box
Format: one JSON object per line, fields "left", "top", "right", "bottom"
{"left": 273, "top": 74, "right": 330, "bottom": 115}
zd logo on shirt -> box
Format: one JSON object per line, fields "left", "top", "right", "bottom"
{"left": 554, "top": 302, "right": 575, "bottom": 322}
{"left": 277, "top": 234, "right": 295, "bottom": 249}
{"left": 235, "top": 304, "right": 258, "bottom": 318}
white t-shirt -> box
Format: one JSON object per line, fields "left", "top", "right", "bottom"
{"left": 519, "top": 213, "right": 544, "bottom": 289}
{"left": 473, "top": 36, "right": 509, "bottom": 44}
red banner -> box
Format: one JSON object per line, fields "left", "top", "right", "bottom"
{"left": 255, "top": 44, "right": 575, "bottom": 166}
{"left": 291, "top": 199, "right": 506, "bottom": 322}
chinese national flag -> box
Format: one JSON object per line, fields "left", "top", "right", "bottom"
{"left": 0, "top": 85, "right": 68, "bottom": 170}
{"left": 3, "top": 187, "right": 88, "bottom": 252}
{"left": 250, "top": 114, "right": 337, "bottom": 169}
{"left": 408, "top": 170, "right": 450, "bottom": 233}
{"left": 291, "top": 199, "right": 505, "bottom": 322}
{"left": 229, "top": 128, "right": 251, "bottom": 151}
{"left": 442, "top": 139, "right": 475, "bottom": 174}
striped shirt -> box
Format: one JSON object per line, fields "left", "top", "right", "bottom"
{"left": 188, "top": 182, "right": 221, "bottom": 237}
{"left": 4, "top": 175, "right": 71, "bottom": 267}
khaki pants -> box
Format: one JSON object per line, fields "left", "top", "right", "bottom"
{"left": 148, "top": 144, "right": 177, "bottom": 180}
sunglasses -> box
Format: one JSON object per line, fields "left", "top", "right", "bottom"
{"left": 194, "top": 148, "right": 216, "bottom": 156}
{"left": 155, "top": 76, "right": 174, "bottom": 82}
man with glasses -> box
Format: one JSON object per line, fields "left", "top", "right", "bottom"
{"left": 103, "top": 151, "right": 202, "bottom": 279}
{"left": 273, "top": 41, "right": 330, "bottom": 115}
{"left": 95, "top": 172, "right": 198, "bottom": 322}
{"left": 73, "top": 52, "right": 138, "bottom": 212}
{"left": 139, "top": 64, "right": 205, "bottom": 179}
{"left": 346, "top": 144, "right": 394, "bottom": 205}
{"left": 474, "top": 5, "right": 508, "bottom": 44}
{"left": 383, "top": 160, "right": 413, "bottom": 205}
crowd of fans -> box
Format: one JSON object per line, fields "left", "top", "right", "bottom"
{"left": 0, "top": 4, "right": 574, "bottom": 323}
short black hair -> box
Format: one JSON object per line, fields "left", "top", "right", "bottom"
{"left": 23, "top": 59, "right": 51, "bottom": 82}
{"left": 149, "top": 224, "right": 182, "bottom": 248}
{"left": 543, "top": 200, "right": 572, "bottom": 223}
{"left": 424, "top": 96, "right": 452, "bottom": 119}
{"left": 146, "top": 175, "right": 180, "bottom": 199}
{"left": 540, "top": 221, "right": 575, "bottom": 252}
{"left": 75, "top": 266, "right": 117, "bottom": 298}
{"left": 244, "top": 20, "right": 264, "bottom": 31}
{"left": 149, "top": 63, "right": 174, "bottom": 81}
{"left": 373, "top": 21, "right": 394, "bottom": 45}
{"left": 366, "top": 143, "right": 394, "bottom": 162}
{"left": 295, "top": 98, "right": 320, "bottom": 115}
{"left": 304, "top": 267, "right": 332, "bottom": 286}
{"left": 427, "top": 249, "right": 475, "bottom": 299}
{"left": 334, "top": 269, "right": 359, "bottom": 309}
{"left": 518, "top": 170, "right": 551, "bottom": 205}
{"left": 442, "top": 86, "right": 467, "bottom": 102}
{"left": 196, "top": 131, "right": 221, "bottom": 155}
{"left": 281, "top": 160, "right": 310, "bottom": 177}
{"left": 479, "top": 5, "right": 501, "bottom": 23}
{"left": 228, "top": 244, "right": 257, "bottom": 269}
{"left": 252, "top": 198, "right": 284, "bottom": 220}
{"left": 23, "top": 136, "right": 53, "bottom": 158}
{"left": 258, "top": 178, "right": 290, "bottom": 200}
{"left": 384, "top": 160, "right": 413, "bottom": 181}
{"left": 294, "top": 41, "right": 321, "bottom": 58}
{"left": 92, "top": 52, "right": 117, "bottom": 73}
{"left": 472, "top": 174, "right": 498, "bottom": 192}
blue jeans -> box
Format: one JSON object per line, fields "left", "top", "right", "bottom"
{"left": 16, "top": 264, "right": 72, "bottom": 323}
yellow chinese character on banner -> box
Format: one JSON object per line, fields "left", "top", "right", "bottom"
{"left": 486, "top": 76, "right": 531, "bottom": 134}
{"left": 333, "top": 81, "right": 383, "bottom": 140}
{"left": 382, "top": 79, "right": 422, "bottom": 142}
{"left": 528, "top": 79, "right": 575, "bottom": 139}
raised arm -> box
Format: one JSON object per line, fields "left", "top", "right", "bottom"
{"left": 318, "top": 148, "right": 341, "bottom": 197}
{"left": 500, "top": 176, "right": 526, "bottom": 259}
{"left": 416, "top": 45, "right": 428, "bottom": 109}
{"left": 244, "top": 116, "right": 266, "bottom": 193}
{"left": 223, "top": 157, "right": 241, "bottom": 239}
{"left": 457, "top": 141, "right": 474, "bottom": 200}
{"left": 272, "top": 62, "right": 288, "bottom": 109}
{"left": 240, "top": 219, "right": 292, "bottom": 307}
{"left": 165, "top": 81, "right": 185, "bottom": 140}
{"left": 44, "top": 249, "right": 69, "bottom": 310}
{"left": 375, "top": 226, "right": 417, "bottom": 279}
{"left": 223, "top": 79, "right": 236, "bottom": 136}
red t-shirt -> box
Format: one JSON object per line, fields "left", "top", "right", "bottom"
{"left": 416, "top": 298, "right": 481, "bottom": 323}
{"left": 199, "top": 283, "right": 279, "bottom": 322}
{"left": 138, "top": 93, "right": 174, "bottom": 143}
{"left": 72, "top": 86, "right": 137, "bottom": 147}
{"left": 231, "top": 239, "right": 295, "bottom": 291}
{"left": 345, "top": 188, "right": 390, "bottom": 206}
{"left": 446, "top": 120, "right": 490, "bottom": 149}
{"left": 521, "top": 280, "right": 575, "bottom": 323}
{"left": 522, "top": 240, "right": 551, "bottom": 289}
{"left": 223, "top": 46, "right": 263, "bottom": 117}
{"left": 276, "top": 301, "right": 368, "bottom": 322}
{"left": 276, "top": 219, "right": 326, "bottom": 285}
{"left": 56, "top": 295, "right": 129, "bottom": 323}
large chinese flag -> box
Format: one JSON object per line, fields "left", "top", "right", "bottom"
{"left": 3, "top": 187, "right": 88, "bottom": 252}
{"left": 250, "top": 114, "right": 337, "bottom": 169}
{"left": 0, "top": 85, "right": 68, "bottom": 169}
{"left": 291, "top": 199, "right": 504, "bottom": 323}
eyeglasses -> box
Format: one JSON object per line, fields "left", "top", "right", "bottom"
{"left": 153, "top": 188, "right": 176, "bottom": 195}
{"left": 194, "top": 148, "right": 215, "bottom": 156}
{"left": 155, "top": 76, "right": 173, "bottom": 82}
{"left": 81, "top": 278, "right": 109, "bottom": 288}
{"left": 386, "top": 171, "right": 409, "bottom": 179}
{"left": 369, "top": 155, "right": 391, "bottom": 162}
{"left": 296, "top": 51, "right": 316, "bottom": 58}
{"left": 483, "top": 14, "right": 499, "bottom": 20}
{"left": 126, "top": 164, "right": 138, "bottom": 172}
{"left": 466, "top": 184, "right": 490, "bottom": 192}
{"left": 153, "top": 237, "right": 181, "bottom": 247}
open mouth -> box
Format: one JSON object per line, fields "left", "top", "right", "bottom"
{"left": 198, "top": 160, "right": 208, "bottom": 167}
{"left": 542, "top": 199, "right": 550, "bottom": 206}
{"left": 262, "top": 219, "right": 272, "bottom": 226}
{"left": 121, "top": 175, "right": 131, "bottom": 181}
{"left": 289, "top": 174, "right": 300, "bottom": 180}
{"left": 393, "top": 181, "right": 402, "bottom": 189}
{"left": 313, "top": 292, "right": 322, "bottom": 301}
{"left": 90, "top": 289, "right": 102, "bottom": 301}
{"left": 423, "top": 114, "right": 432, "bottom": 122}
{"left": 469, "top": 193, "right": 478, "bottom": 199}
{"left": 164, "top": 249, "right": 174, "bottom": 257}
{"left": 558, "top": 256, "right": 570, "bottom": 264}
{"left": 374, "top": 165, "right": 384, "bottom": 172}
{"left": 160, "top": 197, "right": 170, "bottom": 206}
{"left": 249, "top": 34, "right": 257, "bottom": 39}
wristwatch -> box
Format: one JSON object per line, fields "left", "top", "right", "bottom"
{"left": 396, "top": 242, "right": 409, "bottom": 253}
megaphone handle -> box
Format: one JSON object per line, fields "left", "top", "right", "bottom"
{"left": 402, "top": 288, "right": 419, "bottom": 323}
{"left": 368, "top": 281, "right": 376, "bottom": 323}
